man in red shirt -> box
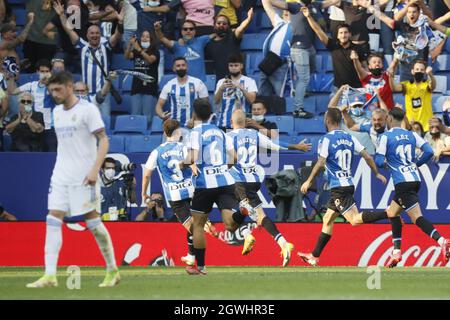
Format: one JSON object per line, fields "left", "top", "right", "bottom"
{"left": 350, "top": 51, "right": 394, "bottom": 111}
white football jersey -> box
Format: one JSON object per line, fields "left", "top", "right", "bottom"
{"left": 51, "top": 99, "right": 105, "bottom": 186}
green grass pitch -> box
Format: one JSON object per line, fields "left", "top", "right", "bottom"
{"left": 1, "top": 266, "right": 449, "bottom": 300}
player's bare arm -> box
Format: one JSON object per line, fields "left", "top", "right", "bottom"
{"left": 300, "top": 156, "right": 326, "bottom": 194}
{"left": 84, "top": 128, "right": 109, "bottom": 186}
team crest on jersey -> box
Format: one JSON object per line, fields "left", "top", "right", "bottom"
{"left": 185, "top": 47, "right": 200, "bottom": 60}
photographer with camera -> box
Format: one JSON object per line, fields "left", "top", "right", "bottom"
{"left": 100, "top": 157, "right": 137, "bottom": 221}
{"left": 135, "top": 192, "right": 167, "bottom": 222}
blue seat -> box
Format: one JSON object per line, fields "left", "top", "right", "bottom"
{"left": 245, "top": 51, "right": 264, "bottom": 76}
{"left": 445, "top": 39, "right": 450, "bottom": 54}
{"left": 162, "top": 48, "right": 174, "bottom": 72}
{"left": 17, "top": 73, "right": 39, "bottom": 86}
{"left": 323, "top": 54, "right": 333, "bottom": 72}
{"left": 150, "top": 116, "right": 163, "bottom": 134}
{"left": 314, "top": 37, "right": 327, "bottom": 51}
{"left": 309, "top": 73, "right": 333, "bottom": 93}
{"left": 108, "top": 135, "right": 125, "bottom": 153}
{"left": 315, "top": 94, "right": 330, "bottom": 114}
{"left": 393, "top": 93, "right": 404, "bottom": 106}
{"left": 102, "top": 115, "right": 111, "bottom": 134}
{"left": 120, "top": 74, "right": 133, "bottom": 92}
{"left": 285, "top": 97, "right": 295, "bottom": 113}
{"left": 241, "top": 33, "right": 268, "bottom": 50}
{"left": 303, "top": 96, "right": 316, "bottom": 114}
{"left": 314, "top": 54, "right": 322, "bottom": 73}
{"left": 14, "top": 9, "right": 26, "bottom": 26}
{"left": 435, "top": 54, "right": 450, "bottom": 72}
{"left": 159, "top": 74, "right": 174, "bottom": 90}
{"left": 434, "top": 75, "right": 448, "bottom": 94}
{"left": 300, "top": 134, "right": 322, "bottom": 154}
{"left": 111, "top": 94, "right": 132, "bottom": 114}
{"left": 114, "top": 115, "right": 147, "bottom": 134}
{"left": 434, "top": 95, "right": 449, "bottom": 113}
{"left": 111, "top": 54, "right": 134, "bottom": 70}
{"left": 206, "top": 74, "right": 216, "bottom": 92}
{"left": 126, "top": 135, "right": 162, "bottom": 152}
{"left": 295, "top": 116, "right": 326, "bottom": 134}
{"left": 2, "top": 133, "right": 12, "bottom": 151}
{"left": 265, "top": 115, "right": 294, "bottom": 134}
{"left": 259, "top": 13, "right": 272, "bottom": 31}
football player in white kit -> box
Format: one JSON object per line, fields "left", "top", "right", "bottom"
{"left": 26, "top": 72, "right": 120, "bottom": 288}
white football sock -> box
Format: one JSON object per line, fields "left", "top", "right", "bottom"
{"left": 241, "top": 225, "right": 252, "bottom": 239}
{"left": 87, "top": 218, "right": 117, "bottom": 272}
{"left": 438, "top": 237, "right": 446, "bottom": 246}
{"left": 45, "top": 215, "right": 63, "bottom": 276}
{"left": 276, "top": 235, "right": 287, "bottom": 249}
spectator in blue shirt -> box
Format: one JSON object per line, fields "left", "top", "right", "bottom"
{"left": 154, "top": 20, "right": 214, "bottom": 82}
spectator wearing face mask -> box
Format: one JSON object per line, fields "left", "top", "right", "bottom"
{"left": 124, "top": 30, "right": 160, "bottom": 126}
{"left": 5, "top": 92, "right": 45, "bottom": 152}
{"left": 390, "top": 59, "right": 435, "bottom": 132}
{"left": 135, "top": 192, "right": 167, "bottom": 221}
{"left": 245, "top": 99, "right": 278, "bottom": 139}
{"left": 51, "top": 58, "right": 65, "bottom": 74}
{"left": 11, "top": 59, "right": 57, "bottom": 151}
{"left": 425, "top": 117, "right": 450, "bottom": 162}
{"left": 100, "top": 157, "right": 137, "bottom": 221}
{"left": 73, "top": 72, "right": 118, "bottom": 114}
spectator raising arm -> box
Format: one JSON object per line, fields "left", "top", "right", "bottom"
{"left": 388, "top": 57, "right": 404, "bottom": 93}
{"left": 234, "top": 8, "right": 254, "bottom": 39}
{"left": 53, "top": 0, "right": 79, "bottom": 45}
{"left": 328, "top": 84, "right": 349, "bottom": 109}
{"left": 341, "top": 105, "right": 361, "bottom": 131}
{"left": 394, "top": 0, "right": 433, "bottom": 21}
{"left": 108, "top": 7, "right": 124, "bottom": 49}
{"left": 0, "top": 13, "right": 34, "bottom": 51}
{"left": 301, "top": 7, "right": 329, "bottom": 46}
{"left": 350, "top": 50, "right": 368, "bottom": 80}
{"left": 262, "top": 0, "right": 279, "bottom": 26}
{"left": 425, "top": 66, "right": 436, "bottom": 92}
{"left": 154, "top": 21, "right": 174, "bottom": 49}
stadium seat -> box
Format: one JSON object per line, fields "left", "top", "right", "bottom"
{"left": 245, "top": 51, "right": 264, "bottom": 76}
{"left": 150, "top": 116, "right": 164, "bottom": 134}
{"left": 241, "top": 33, "right": 268, "bottom": 51}
{"left": 162, "top": 48, "right": 174, "bottom": 72}
{"left": 300, "top": 134, "right": 322, "bottom": 154}
{"left": 314, "top": 54, "right": 323, "bottom": 73}
{"left": 126, "top": 135, "right": 162, "bottom": 153}
{"left": 303, "top": 96, "right": 316, "bottom": 114}
{"left": 323, "top": 54, "right": 333, "bottom": 73}
{"left": 445, "top": 38, "right": 450, "bottom": 54}
{"left": 206, "top": 74, "right": 217, "bottom": 92}
{"left": 111, "top": 94, "right": 132, "bottom": 115}
{"left": 434, "top": 75, "right": 448, "bottom": 94}
{"left": 265, "top": 115, "right": 294, "bottom": 134}
{"left": 295, "top": 116, "right": 326, "bottom": 134}
{"left": 369, "top": 33, "right": 380, "bottom": 52}
{"left": 285, "top": 97, "right": 295, "bottom": 113}
{"left": 114, "top": 115, "right": 147, "bottom": 134}
{"left": 259, "top": 13, "right": 272, "bottom": 31}
{"left": 315, "top": 94, "right": 329, "bottom": 114}
{"left": 14, "top": 9, "right": 26, "bottom": 26}
{"left": 2, "top": 133, "right": 12, "bottom": 151}
{"left": 120, "top": 74, "right": 133, "bottom": 92}
{"left": 111, "top": 54, "right": 134, "bottom": 70}
{"left": 102, "top": 115, "right": 111, "bottom": 135}
{"left": 108, "top": 135, "right": 125, "bottom": 153}
{"left": 309, "top": 73, "right": 333, "bottom": 93}
{"left": 393, "top": 93, "right": 404, "bottom": 106}
{"left": 314, "top": 37, "right": 327, "bottom": 51}
{"left": 435, "top": 55, "right": 450, "bottom": 72}
{"left": 159, "top": 74, "right": 174, "bottom": 90}
{"left": 434, "top": 95, "right": 450, "bottom": 113}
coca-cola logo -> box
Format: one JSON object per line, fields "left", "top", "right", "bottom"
{"left": 218, "top": 222, "right": 257, "bottom": 246}
{"left": 358, "top": 231, "right": 450, "bottom": 267}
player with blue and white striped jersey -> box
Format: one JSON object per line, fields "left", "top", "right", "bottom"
{"left": 185, "top": 99, "right": 258, "bottom": 275}
{"left": 214, "top": 54, "right": 258, "bottom": 129}
{"left": 298, "top": 108, "right": 389, "bottom": 266}
{"left": 374, "top": 107, "right": 449, "bottom": 267}
{"left": 156, "top": 57, "right": 209, "bottom": 127}
{"left": 228, "top": 109, "right": 311, "bottom": 266}
{"left": 142, "top": 119, "right": 219, "bottom": 268}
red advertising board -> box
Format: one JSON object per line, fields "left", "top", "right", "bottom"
{"left": 1, "top": 222, "right": 449, "bottom": 267}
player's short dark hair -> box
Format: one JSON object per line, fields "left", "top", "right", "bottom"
{"left": 173, "top": 56, "right": 187, "bottom": 65}
{"left": 326, "top": 108, "right": 342, "bottom": 125}
{"left": 102, "top": 157, "right": 116, "bottom": 168}
{"left": 228, "top": 54, "right": 243, "bottom": 64}
{"left": 35, "top": 59, "right": 51, "bottom": 71}
{"left": 408, "top": 3, "right": 420, "bottom": 10}
{"left": 336, "top": 23, "right": 352, "bottom": 34}
{"left": 193, "top": 98, "right": 212, "bottom": 121}
{"left": 252, "top": 99, "right": 267, "bottom": 110}
{"left": 163, "top": 119, "right": 180, "bottom": 137}
{"left": 389, "top": 107, "right": 405, "bottom": 122}
{"left": 47, "top": 71, "right": 74, "bottom": 86}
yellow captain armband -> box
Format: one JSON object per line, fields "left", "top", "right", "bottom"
{"left": 446, "top": 28, "right": 450, "bottom": 36}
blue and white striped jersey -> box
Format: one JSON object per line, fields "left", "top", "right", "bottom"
{"left": 159, "top": 76, "right": 209, "bottom": 127}
{"left": 376, "top": 128, "right": 427, "bottom": 185}
{"left": 215, "top": 75, "right": 258, "bottom": 128}
{"left": 145, "top": 141, "right": 194, "bottom": 202}
{"left": 227, "top": 128, "right": 284, "bottom": 183}
{"left": 262, "top": 15, "right": 292, "bottom": 60}
{"left": 318, "top": 130, "right": 365, "bottom": 189}
{"left": 189, "top": 123, "right": 235, "bottom": 189}
{"left": 77, "top": 37, "right": 111, "bottom": 95}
